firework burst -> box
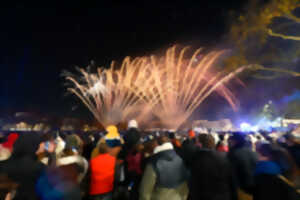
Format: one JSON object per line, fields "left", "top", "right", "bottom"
{"left": 65, "top": 46, "right": 247, "bottom": 129}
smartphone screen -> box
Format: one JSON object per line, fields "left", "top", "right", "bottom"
{"left": 44, "top": 141, "right": 50, "bottom": 150}
{"left": 72, "top": 147, "right": 78, "bottom": 153}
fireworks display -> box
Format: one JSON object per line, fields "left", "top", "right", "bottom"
{"left": 65, "top": 46, "right": 247, "bottom": 129}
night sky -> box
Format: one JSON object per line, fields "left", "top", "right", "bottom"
{"left": 0, "top": 1, "right": 298, "bottom": 121}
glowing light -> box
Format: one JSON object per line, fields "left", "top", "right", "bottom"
{"left": 240, "top": 122, "right": 251, "bottom": 132}
{"left": 251, "top": 125, "right": 259, "bottom": 132}
{"left": 87, "top": 80, "right": 106, "bottom": 96}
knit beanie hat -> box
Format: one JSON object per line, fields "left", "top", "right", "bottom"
{"left": 2, "top": 133, "right": 19, "bottom": 152}
{"left": 128, "top": 120, "right": 138, "bottom": 129}
{"left": 105, "top": 125, "right": 123, "bottom": 148}
{"left": 188, "top": 130, "right": 196, "bottom": 139}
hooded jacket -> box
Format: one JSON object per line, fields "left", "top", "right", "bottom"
{"left": 0, "top": 133, "right": 45, "bottom": 200}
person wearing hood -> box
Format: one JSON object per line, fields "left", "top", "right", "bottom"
{"left": 0, "top": 132, "right": 53, "bottom": 200}
{"left": 139, "top": 136, "right": 189, "bottom": 200}
{"left": 253, "top": 143, "right": 300, "bottom": 200}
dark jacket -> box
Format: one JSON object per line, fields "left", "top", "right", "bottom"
{"left": 227, "top": 146, "right": 258, "bottom": 194}
{"left": 0, "top": 133, "right": 45, "bottom": 200}
{"left": 189, "top": 149, "right": 237, "bottom": 200}
{"left": 180, "top": 139, "right": 199, "bottom": 168}
{"left": 123, "top": 128, "right": 140, "bottom": 150}
{"left": 287, "top": 144, "right": 300, "bottom": 168}
{"left": 253, "top": 161, "right": 300, "bottom": 200}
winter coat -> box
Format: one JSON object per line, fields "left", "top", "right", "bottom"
{"left": 139, "top": 142, "right": 189, "bottom": 200}
{"left": 0, "top": 133, "right": 45, "bottom": 200}
{"left": 287, "top": 144, "right": 300, "bottom": 168}
{"left": 253, "top": 161, "right": 300, "bottom": 200}
{"left": 90, "top": 153, "right": 116, "bottom": 195}
{"left": 36, "top": 167, "right": 82, "bottom": 200}
{"left": 123, "top": 128, "right": 140, "bottom": 150}
{"left": 57, "top": 154, "right": 89, "bottom": 183}
{"left": 189, "top": 149, "right": 237, "bottom": 200}
{"left": 126, "top": 150, "right": 143, "bottom": 176}
{"left": 227, "top": 146, "right": 258, "bottom": 194}
{"left": 180, "top": 139, "right": 199, "bottom": 168}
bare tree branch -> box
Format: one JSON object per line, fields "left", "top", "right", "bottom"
{"left": 250, "top": 64, "right": 300, "bottom": 77}
{"left": 284, "top": 13, "right": 300, "bottom": 23}
{"left": 268, "top": 29, "right": 300, "bottom": 41}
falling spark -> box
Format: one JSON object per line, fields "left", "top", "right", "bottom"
{"left": 138, "top": 46, "right": 247, "bottom": 129}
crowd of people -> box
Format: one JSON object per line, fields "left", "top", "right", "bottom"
{"left": 0, "top": 120, "right": 299, "bottom": 200}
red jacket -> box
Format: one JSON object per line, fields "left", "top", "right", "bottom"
{"left": 89, "top": 153, "right": 116, "bottom": 195}
{"left": 126, "top": 151, "right": 143, "bottom": 175}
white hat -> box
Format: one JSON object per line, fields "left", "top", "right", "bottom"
{"left": 128, "top": 119, "right": 138, "bottom": 129}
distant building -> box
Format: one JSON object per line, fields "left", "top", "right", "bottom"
{"left": 192, "top": 119, "right": 235, "bottom": 132}
{"left": 282, "top": 119, "right": 300, "bottom": 127}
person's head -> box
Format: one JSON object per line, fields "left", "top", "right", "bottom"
{"left": 136, "top": 143, "right": 144, "bottom": 152}
{"left": 124, "top": 127, "right": 140, "bottom": 149}
{"left": 143, "top": 139, "right": 158, "bottom": 155}
{"left": 11, "top": 132, "right": 46, "bottom": 158}
{"left": 218, "top": 134, "right": 225, "bottom": 142}
{"left": 105, "top": 125, "right": 123, "bottom": 147}
{"left": 128, "top": 119, "right": 138, "bottom": 130}
{"left": 64, "top": 134, "right": 83, "bottom": 155}
{"left": 286, "top": 128, "right": 300, "bottom": 146}
{"left": 168, "top": 132, "right": 175, "bottom": 139}
{"left": 157, "top": 136, "right": 170, "bottom": 145}
{"left": 188, "top": 129, "right": 196, "bottom": 139}
{"left": 256, "top": 142, "right": 274, "bottom": 161}
{"left": 198, "top": 134, "right": 215, "bottom": 149}
{"left": 228, "top": 132, "right": 246, "bottom": 149}
{"left": 98, "top": 139, "right": 109, "bottom": 154}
